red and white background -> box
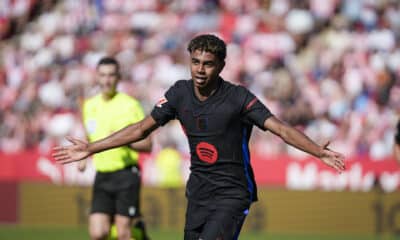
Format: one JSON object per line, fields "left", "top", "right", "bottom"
{"left": 1, "top": 149, "right": 400, "bottom": 235}
{"left": 1, "top": 149, "right": 399, "bottom": 192}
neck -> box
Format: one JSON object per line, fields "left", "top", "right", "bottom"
{"left": 102, "top": 91, "right": 117, "bottom": 101}
{"left": 194, "top": 77, "right": 221, "bottom": 101}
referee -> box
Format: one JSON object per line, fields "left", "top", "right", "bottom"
{"left": 78, "top": 57, "right": 152, "bottom": 240}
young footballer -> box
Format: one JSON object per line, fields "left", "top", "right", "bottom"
{"left": 54, "top": 34, "right": 345, "bottom": 240}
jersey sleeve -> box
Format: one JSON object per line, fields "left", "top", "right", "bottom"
{"left": 239, "top": 86, "right": 273, "bottom": 130}
{"left": 151, "top": 81, "right": 181, "bottom": 126}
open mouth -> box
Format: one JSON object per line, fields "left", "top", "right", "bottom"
{"left": 194, "top": 76, "right": 207, "bottom": 85}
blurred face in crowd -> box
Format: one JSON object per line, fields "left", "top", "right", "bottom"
{"left": 97, "top": 63, "right": 119, "bottom": 99}
{"left": 190, "top": 49, "right": 224, "bottom": 90}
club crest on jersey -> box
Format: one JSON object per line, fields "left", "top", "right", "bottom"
{"left": 156, "top": 97, "right": 168, "bottom": 108}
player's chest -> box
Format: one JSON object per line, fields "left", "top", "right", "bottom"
{"left": 176, "top": 100, "right": 240, "bottom": 135}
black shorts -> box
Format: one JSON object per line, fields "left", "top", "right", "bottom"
{"left": 91, "top": 165, "right": 141, "bottom": 218}
{"left": 184, "top": 200, "right": 249, "bottom": 240}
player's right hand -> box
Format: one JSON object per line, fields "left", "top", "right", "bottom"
{"left": 52, "top": 136, "right": 91, "bottom": 164}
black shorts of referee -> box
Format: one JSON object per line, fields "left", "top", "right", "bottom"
{"left": 91, "top": 165, "right": 142, "bottom": 218}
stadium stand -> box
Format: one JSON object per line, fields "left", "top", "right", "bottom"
{"left": 0, "top": 0, "right": 399, "bottom": 185}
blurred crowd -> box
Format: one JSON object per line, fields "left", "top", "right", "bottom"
{"left": 0, "top": 0, "right": 57, "bottom": 39}
{"left": 0, "top": 0, "right": 399, "bottom": 161}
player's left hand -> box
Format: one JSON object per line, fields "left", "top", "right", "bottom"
{"left": 319, "top": 141, "right": 346, "bottom": 173}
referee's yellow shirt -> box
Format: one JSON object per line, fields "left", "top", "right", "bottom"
{"left": 82, "top": 93, "right": 145, "bottom": 172}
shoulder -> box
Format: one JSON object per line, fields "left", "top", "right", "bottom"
{"left": 222, "top": 80, "right": 252, "bottom": 97}
{"left": 83, "top": 94, "right": 101, "bottom": 108}
{"left": 165, "top": 79, "right": 191, "bottom": 97}
{"left": 222, "top": 82, "right": 261, "bottom": 111}
{"left": 115, "top": 93, "right": 144, "bottom": 109}
{"left": 172, "top": 79, "right": 191, "bottom": 90}
{"left": 116, "top": 92, "right": 138, "bottom": 103}
{"left": 235, "top": 84, "right": 251, "bottom": 94}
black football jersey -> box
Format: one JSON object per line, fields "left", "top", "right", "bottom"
{"left": 151, "top": 79, "right": 273, "bottom": 206}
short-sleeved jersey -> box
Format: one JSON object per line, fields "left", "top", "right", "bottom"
{"left": 83, "top": 93, "right": 145, "bottom": 172}
{"left": 151, "top": 79, "right": 273, "bottom": 206}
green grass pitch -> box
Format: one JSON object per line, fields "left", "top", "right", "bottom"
{"left": 0, "top": 225, "right": 393, "bottom": 240}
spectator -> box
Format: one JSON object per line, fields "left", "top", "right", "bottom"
{"left": 0, "top": 0, "right": 399, "bottom": 180}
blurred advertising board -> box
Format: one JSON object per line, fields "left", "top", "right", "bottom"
{"left": 1, "top": 149, "right": 399, "bottom": 192}
{"left": 250, "top": 154, "right": 400, "bottom": 192}
{"left": 14, "top": 183, "right": 400, "bottom": 236}
{"left": 0, "top": 181, "right": 17, "bottom": 223}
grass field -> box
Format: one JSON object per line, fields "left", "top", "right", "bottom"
{"left": 0, "top": 225, "right": 396, "bottom": 240}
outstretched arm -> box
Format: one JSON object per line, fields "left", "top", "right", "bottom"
{"left": 264, "top": 116, "right": 345, "bottom": 173}
{"left": 53, "top": 115, "right": 159, "bottom": 164}
{"left": 129, "top": 136, "right": 152, "bottom": 153}
{"left": 394, "top": 143, "right": 400, "bottom": 164}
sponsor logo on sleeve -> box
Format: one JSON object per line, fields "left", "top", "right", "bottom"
{"left": 156, "top": 97, "right": 168, "bottom": 108}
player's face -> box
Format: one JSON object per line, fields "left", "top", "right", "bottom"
{"left": 190, "top": 50, "right": 224, "bottom": 89}
{"left": 97, "top": 64, "right": 119, "bottom": 97}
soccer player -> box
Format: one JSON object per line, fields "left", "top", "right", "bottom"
{"left": 78, "top": 57, "right": 152, "bottom": 240}
{"left": 54, "top": 35, "right": 345, "bottom": 240}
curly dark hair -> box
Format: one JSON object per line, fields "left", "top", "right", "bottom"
{"left": 187, "top": 34, "right": 226, "bottom": 61}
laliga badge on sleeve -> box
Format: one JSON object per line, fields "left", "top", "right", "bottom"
{"left": 156, "top": 96, "right": 168, "bottom": 108}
